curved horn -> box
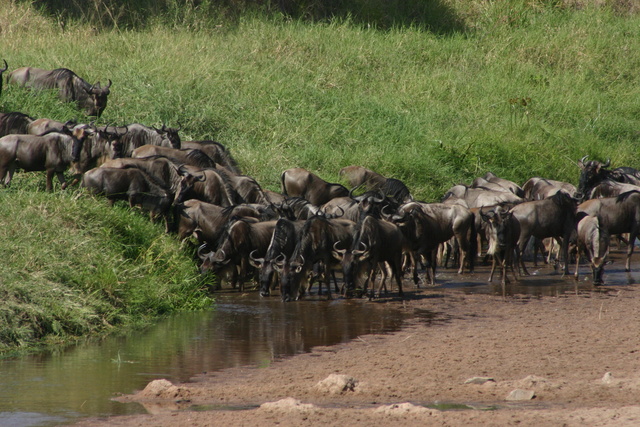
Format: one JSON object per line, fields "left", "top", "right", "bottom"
{"left": 371, "top": 189, "right": 386, "bottom": 203}
{"left": 197, "top": 243, "right": 211, "bottom": 259}
{"left": 381, "top": 204, "right": 394, "bottom": 219}
{"left": 0, "top": 59, "right": 7, "bottom": 72}
{"left": 578, "top": 155, "right": 589, "bottom": 168}
{"left": 105, "top": 79, "right": 112, "bottom": 89}
{"left": 353, "top": 241, "right": 368, "bottom": 256}
{"left": 348, "top": 182, "right": 365, "bottom": 199}
{"left": 249, "top": 249, "right": 265, "bottom": 264}
{"left": 602, "top": 158, "right": 610, "bottom": 168}
{"left": 333, "top": 241, "right": 347, "bottom": 255}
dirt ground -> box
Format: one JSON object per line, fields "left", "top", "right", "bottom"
{"left": 75, "top": 267, "right": 640, "bottom": 427}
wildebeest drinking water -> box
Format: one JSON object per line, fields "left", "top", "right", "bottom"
{"left": 8, "top": 67, "right": 111, "bottom": 117}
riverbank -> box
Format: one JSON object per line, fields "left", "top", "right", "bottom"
{"left": 76, "top": 274, "right": 640, "bottom": 426}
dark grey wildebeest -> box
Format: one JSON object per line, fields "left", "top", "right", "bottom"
{"left": 8, "top": 67, "right": 111, "bottom": 117}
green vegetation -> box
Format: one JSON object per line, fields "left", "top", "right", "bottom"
{"left": 0, "top": 0, "right": 639, "bottom": 351}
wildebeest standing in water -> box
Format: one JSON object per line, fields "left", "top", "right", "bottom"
{"left": 8, "top": 67, "right": 111, "bottom": 117}
{"left": 0, "top": 59, "right": 8, "bottom": 98}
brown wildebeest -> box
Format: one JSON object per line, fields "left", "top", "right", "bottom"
{"left": 0, "top": 126, "right": 91, "bottom": 191}
{"left": 100, "top": 156, "right": 202, "bottom": 205}
{"left": 482, "top": 172, "right": 524, "bottom": 197}
{"left": 480, "top": 206, "right": 521, "bottom": 292}
{"left": 332, "top": 214, "right": 405, "bottom": 298}
{"left": 8, "top": 67, "right": 111, "bottom": 117}
{"left": 132, "top": 145, "right": 216, "bottom": 169}
{"left": 81, "top": 166, "right": 173, "bottom": 229}
{"left": 510, "top": 190, "right": 578, "bottom": 276}
{"left": 182, "top": 140, "right": 241, "bottom": 175}
{"left": 589, "top": 180, "right": 640, "bottom": 199}
{"left": 578, "top": 190, "right": 640, "bottom": 272}
{"left": 99, "top": 123, "right": 181, "bottom": 158}
{"left": 281, "top": 167, "right": 349, "bottom": 206}
{"left": 575, "top": 156, "right": 640, "bottom": 202}
{"left": 0, "top": 112, "right": 34, "bottom": 137}
{"left": 574, "top": 215, "right": 610, "bottom": 285}
{"left": 442, "top": 184, "right": 524, "bottom": 208}
{"left": 391, "top": 201, "right": 477, "bottom": 286}
{"left": 339, "top": 165, "right": 413, "bottom": 203}
{"left": 521, "top": 177, "right": 577, "bottom": 201}
{"left": 198, "top": 218, "right": 278, "bottom": 292}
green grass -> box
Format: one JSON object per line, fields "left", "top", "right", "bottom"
{"left": 0, "top": 0, "right": 639, "bottom": 350}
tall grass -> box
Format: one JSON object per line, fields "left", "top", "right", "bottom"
{"left": 0, "top": 0, "right": 639, "bottom": 350}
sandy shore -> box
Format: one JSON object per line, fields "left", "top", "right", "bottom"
{"left": 75, "top": 265, "right": 640, "bottom": 426}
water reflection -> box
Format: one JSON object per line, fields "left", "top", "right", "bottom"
{"left": 0, "top": 293, "right": 407, "bottom": 427}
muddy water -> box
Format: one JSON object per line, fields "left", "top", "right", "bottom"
{"left": 0, "top": 250, "right": 636, "bottom": 427}
{"left": 0, "top": 293, "right": 408, "bottom": 427}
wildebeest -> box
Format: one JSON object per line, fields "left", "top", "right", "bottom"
{"left": 588, "top": 180, "right": 640, "bottom": 199}
{"left": 521, "top": 177, "right": 577, "bottom": 201}
{"left": 172, "top": 199, "right": 263, "bottom": 245}
{"left": 332, "top": 215, "right": 405, "bottom": 298}
{"left": 281, "top": 167, "right": 349, "bottom": 206}
{"left": 27, "top": 117, "right": 76, "bottom": 136}
{"left": 391, "top": 201, "right": 477, "bottom": 286}
{"left": 182, "top": 140, "right": 241, "bottom": 175}
{"left": 277, "top": 216, "right": 356, "bottom": 301}
{"left": 338, "top": 165, "right": 412, "bottom": 203}
{"left": 131, "top": 145, "right": 216, "bottom": 169}
{"left": 574, "top": 215, "right": 610, "bottom": 285}
{"left": 575, "top": 156, "right": 640, "bottom": 202}
{"left": 482, "top": 172, "right": 525, "bottom": 197}
{"left": 442, "top": 184, "right": 523, "bottom": 208}
{"left": 81, "top": 167, "right": 173, "bottom": 229}
{"left": 8, "top": 67, "right": 111, "bottom": 117}
{"left": 178, "top": 166, "right": 237, "bottom": 207}
{"left": 509, "top": 190, "right": 578, "bottom": 275}
{"left": 480, "top": 206, "right": 521, "bottom": 290}
{"left": 249, "top": 218, "right": 305, "bottom": 297}
{"left": 100, "top": 156, "right": 202, "bottom": 205}
{"left": 198, "top": 218, "right": 277, "bottom": 292}
{"left": 0, "top": 59, "right": 8, "bottom": 98}
{"left": 577, "top": 190, "right": 640, "bottom": 272}
{"left": 0, "top": 126, "right": 91, "bottom": 191}
{"left": 100, "top": 123, "right": 180, "bottom": 158}
{"left": 0, "top": 112, "right": 34, "bottom": 137}
{"left": 339, "top": 165, "right": 387, "bottom": 189}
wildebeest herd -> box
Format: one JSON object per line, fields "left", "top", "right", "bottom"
{"left": 2, "top": 62, "right": 640, "bottom": 301}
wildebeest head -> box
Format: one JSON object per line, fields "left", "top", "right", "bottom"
{"left": 576, "top": 155, "right": 611, "bottom": 201}
{"left": 82, "top": 79, "right": 111, "bottom": 118}
{"left": 480, "top": 207, "right": 513, "bottom": 255}
{"left": 275, "top": 255, "right": 306, "bottom": 302}
{"left": 332, "top": 240, "right": 370, "bottom": 294}
{"left": 154, "top": 124, "right": 181, "bottom": 149}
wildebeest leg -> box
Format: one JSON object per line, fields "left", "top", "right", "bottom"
{"left": 488, "top": 254, "right": 498, "bottom": 283}
{"left": 625, "top": 229, "right": 638, "bottom": 272}
{"left": 45, "top": 169, "right": 56, "bottom": 192}
{"left": 517, "top": 237, "right": 531, "bottom": 276}
{"left": 574, "top": 245, "right": 582, "bottom": 280}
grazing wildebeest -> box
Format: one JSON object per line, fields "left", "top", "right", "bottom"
{"left": 8, "top": 67, "right": 111, "bottom": 117}
{"left": 215, "top": 168, "right": 270, "bottom": 205}
{"left": 442, "top": 184, "right": 524, "bottom": 208}
{"left": 249, "top": 218, "right": 305, "bottom": 297}
{"left": 276, "top": 197, "right": 323, "bottom": 220}
{"left": 332, "top": 215, "right": 405, "bottom": 298}
{"left": 0, "top": 126, "right": 91, "bottom": 191}
{"left": 177, "top": 166, "right": 237, "bottom": 206}
{"left": 521, "top": 177, "right": 577, "bottom": 201}
{"left": 480, "top": 206, "right": 521, "bottom": 290}
{"left": 198, "top": 218, "right": 277, "bottom": 292}
{"left": 391, "top": 201, "right": 477, "bottom": 286}
{"left": 574, "top": 215, "right": 610, "bottom": 285}
{"left": 132, "top": 145, "right": 216, "bottom": 169}
{"left": 277, "top": 216, "right": 356, "bottom": 301}
{"left": 81, "top": 167, "right": 173, "bottom": 228}
{"left": 510, "top": 190, "right": 578, "bottom": 275}
{"left": 0, "top": 112, "right": 34, "bottom": 137}
{"left": 281, "top": 167, "right": 349, "bottom": 206}
{"left": 577, "top": 190, "right": 640, "bottom": 272}
{"left": 182, "top": 140, "right": 241, "bottom": 175}
{"left": 172, "top": 199, "right": 263, "bottom": 246}
{"left": 575, "top": 156, "right": 640, "bottom": 202}
{"left": 100, "top": 123, "right": 180, "bottom": 158}
{"left": 100, "top": 156, "right": 202, "bottom": 205}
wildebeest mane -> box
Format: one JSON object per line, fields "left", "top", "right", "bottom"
{"left": 0, "top": 112, "right": 34, "bottom": 136}
{"left": 615, "top": 190, "right": 640, "bottom": 204}
{"left": 185, "top": 149, "right": 216, "bottom": 169}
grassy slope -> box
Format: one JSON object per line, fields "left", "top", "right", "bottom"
{"left": 0, "top": 1, "right": 638, "bottom": 350}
